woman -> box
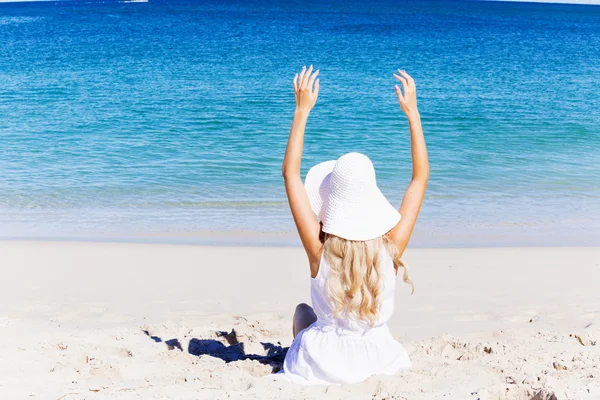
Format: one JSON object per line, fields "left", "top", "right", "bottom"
{"left": 281, "top": 65, "right": 429, "bottom": 385}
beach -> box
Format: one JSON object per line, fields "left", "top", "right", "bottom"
{"left": 1, "top": 240, "right": 598, "bottom": 399}
{"left": 1, "top": 0, "right": 599, "bottom": 398}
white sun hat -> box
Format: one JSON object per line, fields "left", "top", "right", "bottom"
{"left": 304, "top": 152, "right": 401, "bottom": 241}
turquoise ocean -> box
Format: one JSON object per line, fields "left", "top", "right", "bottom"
{"left": 0, "top": 0, "right": 598, "bottom": 246}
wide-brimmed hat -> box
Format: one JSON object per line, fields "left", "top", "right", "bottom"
{"left": 304, "top": 152, "right": 400, "bottom": 241}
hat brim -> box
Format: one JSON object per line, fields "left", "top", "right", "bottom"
{"left": 304, "top": 160, "right": 401, "bottom": 241}
{"left": 304, "top": 160, "right": 336, "bottom": 221}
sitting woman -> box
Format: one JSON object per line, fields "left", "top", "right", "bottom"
{"left": 280, "top": 65, "right": 429, "bottom": 385}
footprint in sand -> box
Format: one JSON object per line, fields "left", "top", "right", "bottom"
{"left": 114, "top": 347, "right": 134, "bottom": 358}
{"left": 505, "top": 310, "right": 567, "bottom": 324}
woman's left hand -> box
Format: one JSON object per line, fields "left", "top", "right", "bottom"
{"left": 394, "top": 69, "right": 419, "bottom": 121}
{"left": 293, "top": 65, "right": 320, "bottom": 114}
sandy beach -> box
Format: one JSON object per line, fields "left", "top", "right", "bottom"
{"left": 1, "top": 0, "right": 599, "bottom": 398}
{"left": 0, "top": 241, "right": 598, "bottom": 399}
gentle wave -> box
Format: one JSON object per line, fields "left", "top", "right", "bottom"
{"left": 145, "top": 201, "right": 288, "bottom": 208}
{"left": 0, "top": 16, "right": 42, "bottom": 25}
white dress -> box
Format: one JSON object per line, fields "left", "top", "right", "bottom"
{"left": 282, "top": 248, "right": 411, "bottom": 385}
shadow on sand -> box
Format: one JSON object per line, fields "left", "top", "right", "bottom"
{"left": 143, "top": 328, "right": 289, "bottom": 373}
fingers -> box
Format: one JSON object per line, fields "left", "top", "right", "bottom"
{"left": 301, "top": 65, "right": 313, "bottom": 88}
{"left": 294, "top": 65, "right": 320, "bottom": 110}
{"left": 296, "top": 65, "right": 319, "bottom": 94}
{"left": 399, "top": 70, "right": 414, "bottom": 85}
{"left": 398, "top": 70, "right": 415, "bottom": 92}
{"left": 394, "top": 72, "right": 409, "bottom": 94}
{"left": 298, "top": 66, "right": 307, "bottom": 89}
{"left": 394, "top": 70, "right": 418, "bottom": 116}
{"left": 394, "top": 85, "right": 405, "bottom": 104}
{"left": 307, "top": 69, "right": 319, "bottom": 91}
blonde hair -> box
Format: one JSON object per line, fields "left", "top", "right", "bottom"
{"left": 323, "top": 233, "right": 414, "bottom": 327}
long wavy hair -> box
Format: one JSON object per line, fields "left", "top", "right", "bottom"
{"left": 322, "top": 233, "right": 414, "bottom": 327}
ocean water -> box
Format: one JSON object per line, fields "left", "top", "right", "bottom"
{"left": 0, "top": 0, "right": 598, "bottom": 246}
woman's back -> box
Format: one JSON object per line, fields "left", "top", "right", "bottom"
{"left": 283, "top": 245, "right": 410, "bottom": 385}
{"left": 311, "top": 246, "right": 397, "bottom": 332}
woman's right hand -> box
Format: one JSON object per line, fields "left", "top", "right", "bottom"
{"left": 293, "top": 65, "right": 320, "bottom": 114}
{"left": 394, "top": 70, "right": 419, "bottom": 121}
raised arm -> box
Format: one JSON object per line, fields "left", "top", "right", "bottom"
{"left": 388, "top": 70, "right": 430, "bottom": 256}
{"left": 282, "top": 65, "right": 322, "bottom": 270}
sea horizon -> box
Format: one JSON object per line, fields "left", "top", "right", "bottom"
{"left": 1, "top": 0, "right": 599, "bottom": 247}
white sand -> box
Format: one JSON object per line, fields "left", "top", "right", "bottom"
{"left": 0, "top": 241, "right": 599, "bottom": 399}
